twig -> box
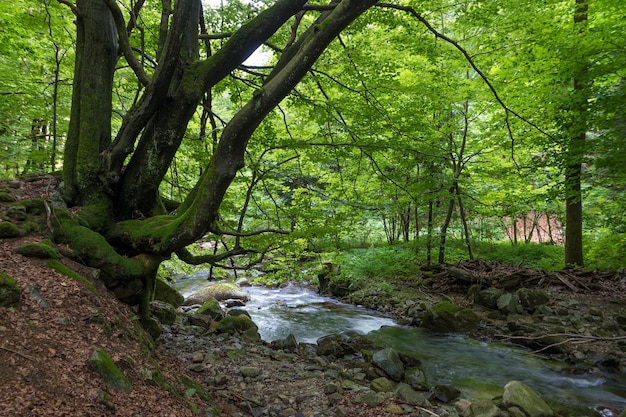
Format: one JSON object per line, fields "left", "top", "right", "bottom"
{"left": 0, "top": 345, "right": 38, "bottom": 362}
{"left": 499, "top": 333, "right": 626, "bottom": 355}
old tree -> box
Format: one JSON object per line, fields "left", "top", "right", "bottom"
{"left": 55, "top": 0, "right": 379, "bottom": 333}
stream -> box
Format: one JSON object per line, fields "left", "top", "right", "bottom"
{"left": 172, "top": 276, "right": 626, "bottom": 411}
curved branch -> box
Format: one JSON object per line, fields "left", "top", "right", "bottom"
{"left": 175, "top": 246, "right": 250, "bottom": 266}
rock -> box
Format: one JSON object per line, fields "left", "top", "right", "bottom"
{"left": 0, "top": 221, "right": 21, "bottom": 238}
{"left": 186, "top": 313, "right": 213, "bottom": 329}
{"left": 497, "top": 293, "right": 523, "bottom": 314}
{"left": 188, "top": 363, "right": 206, "bottom": 372}
{"left": 191, "top": 351, "right": 204, "bottom": 363}
{"left": 271, "top": 333, "right": 298, "bottom": 352}
{"left": 316, "top": 333, "right": 348, "bottom": 357}
{"left": 0, "top": 191, "right": 15, "bottom": 202}
{"left": 371, "top": 377, "right": 395, "bottom": 393}
{"left": 516, "top": 288, "right": 550, "bottom": 313}
{"left": 196, "top": 297, "right": 225, "bottom": 320}
{"left": 476, "top": 287, "right": 503, "bottom": 309}
{"left": 7, "top": 205, "right": 26, "bottom": 221}
{"left": 0, "top": 271, "right": 20, "bottom": 307}
{"left": 422, "top": 301, "right": 481, "bottom": 333}
{"left": 14, "top": 242, "right": 58, "bottom": 259}
{"left": 394, "top": 382, "right": 429, "bottom": 406}
{"left": 227, "top": 308, "right": 251, "bottom": 319}
{"left": 502, "top": 380, "right": 553, "bottom": 417}
{"left": 467, "top": 399, "right": 501, "bottom": 417}
{"left": 88, "top": 349, "right": 132, "bottom": 391}
{"left": 183, "top": 282, "right": 249, "bottom": 305}
{"left": 355, "top": 392, "right": 385, "bottom": 406}
{"left": 432, "top": 384, "right": 461, "bottom": 403}
{"left": 214, "top": 315, "right": 259, "bottom": 337}
{"left": 324, "top": 383, "right": 339, "bottom": 394}
{"left": 240, "top": 366, "right": 261, "bottom": 378}
{"left": 386, "top": 404, "right": 404, "bottom": 414}
{"left": 373, "top": 347, "right": 405, "bottom": 381}
{"left": 404, "top": 366, "right": 428, "bottom": 390}
{"left": 154, "top": 279, "right": 184, "bottom": 307}
{"left": 150, "top": 301, "right": 177, "bottom": 325}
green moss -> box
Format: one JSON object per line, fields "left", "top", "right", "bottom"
{"left": 0, "top": 221, "right": 21, "bottom": 238}
{"left": 213, "top": 315, "right": 259, "bottom": 335}
{"left": 21, "top": 199, "right": 46, "bottom": 215}
{"left": 88, "top": 348, "right": 132, "bottom": 391}
{"left": 77, "top": 199, "right": 114, "bottom": 232}
{"left": 177, "top": 375, "right": 213, "bottom": 401}
{"left": 0, "top": 271, "right": 21, "bottom": 307}
{"left": 47, "top": 259, "right": 97, "bottom": 294}
{"left": 154, "top": 278, "right": 184, "bottom": 307}
{"left": 15, "top": 243, "right": 59, "bottom": 259}
{"left": 0, "top": 191, "right": 15, "bottom": 203}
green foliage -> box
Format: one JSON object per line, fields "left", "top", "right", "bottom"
{"left": 338, "top": 243, "right": 420, "bottom": 284}
{"left": 585, "top": 230, "right": 626, "bottom": 270}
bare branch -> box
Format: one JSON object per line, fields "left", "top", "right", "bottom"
{"left": 56, "top": 0, "right": 78, "bottom": 15}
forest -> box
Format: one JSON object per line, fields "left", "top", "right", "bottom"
{"left": 1, "top": 0, "right": 625, "bottom": 310}
{"left": 1, "top": 1, "right": 626, "bottom": 416}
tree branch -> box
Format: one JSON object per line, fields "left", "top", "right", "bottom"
{"left": 102, "top": 0, "right": 150, "bottom": 86}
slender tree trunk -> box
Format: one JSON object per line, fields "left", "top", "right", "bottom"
{"left": 426, "top": 199, "right": 434, "bottom": 265}
{"left": 564, "top": 0, "right": 588, "bottom": 267}
{"left": 456, "top": 184, "right": 473, "bottom": 260}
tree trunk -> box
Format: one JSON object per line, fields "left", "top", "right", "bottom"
{"left": 564, "top": 0, "right": 588, "bottom": 267}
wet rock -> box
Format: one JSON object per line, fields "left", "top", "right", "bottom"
{"left": 373, "top": 347, "right": 404, "bottom": 381}
{"left": 502, "top": 380, "right": 553, "bottom": 417}
{"left": 227, "top": 308, "right": 250, "bottom": 319}
{"left": 186, "top": 313, "right": 213, "bottom": 330}
{"left": 317, "top": 333, "right": 348, "bottom": 357}
{"left": 214, "top": 315, "right": 259, "bottom": 337}
{"left": 422, "top": 301, "right": 481, "bottom": 333}
{"left": 432, "top": 384, "right": 461, "bottom": 403}
{"left": 271, "top": 333, "right": 298, "bottom": 352}
{"left": 497, "top": 293, "right": 523, "bottom": 314}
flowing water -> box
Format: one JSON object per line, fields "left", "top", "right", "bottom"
{"left": 172, "top": 276, "right": 626, "bottom": 411}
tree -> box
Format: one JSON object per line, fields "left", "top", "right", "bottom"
{"left": 52, "top": 0, "right": 378, "bottom": 334}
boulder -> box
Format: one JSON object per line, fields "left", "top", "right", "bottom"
{"left": 0, "top": 221, "right": 21, "bottom": 238}
{"left": 372, "top": 347, "right": 404, "bottom": 381}
{"left": 516, "top": 288, "right": 550, "bottom": 313}
{"left": 14, "top": 243, "right": 58, "bottom": 259}
{"left": 475, "top": 287, "right": 503, "bottom": 310}
{"left": 497, "top": 293, "right": 523, "bottom": 315}
{"left": 0, "top": 271, "right": 20, "bottom": 307}
{"left": 150, "top": 301, "right": 178, "bottom": 325}
{"left": 154, "top": 279, "right": 184, "bottom": 307}
{"left": 394, "top": 382, "right": 430, "bottom": 406}
{"left": 502, "top": 380, "right": 553, "bottom": 417}
{"left": 196, "top": 297, "right": 225, "bottom": 320}
{"left": 317, "top": 333, "right": 350, "bottom": 357}
{"left": 404, "top": 367, "right": 428, "bottom": 390}
{"left": 422, "top": 301, "right": 481, "bottom": 333}
{"left": 183, "top": 282, "right": 249, "bottom": 305}
{"left": 465, "top": 399, "right": 501, "bottom": 417}
{"left": 213, "top": 315, "right": 258, "bottom": 336}
{"left": 432, "top": 384, "right": 461, "bottom": 403}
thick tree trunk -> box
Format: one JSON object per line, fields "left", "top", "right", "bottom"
{"left": 63, "top": 0, "right": 117, "bottom": 205}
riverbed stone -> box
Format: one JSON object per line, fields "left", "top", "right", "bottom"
{"left": 183, "top": 282, "right": 249, "bottom": 305}
{"left": 516, "top": 288, "right": 550, "bottom": 313}
{"left": 475, "top": 287, "right": 503, "bottom": 310}
{"left": 373, "top": 347, "right": 405, "bottom": 381}
{"left": 432, "top": 384, "right": 461, "bottom": 403}
{"left": 316, "top": 333, "right": 348, "bottom": 357}
{"left": 356, "top": 392, "right": 386, "bottom": 406}
{"left": 502, "top": 380, "right": 553, "bottom": 417}
{"left": 422, "top": 301, "right": 481, "bottom": 333}
{"left": 240, "top": 366, "right": 261, "bottom": 378}
{"left": 150, "top": 301, "right": 177, "bottom": 325}
{"left": 196, "top": 297, "right": 225, "bottom": 320}
{"left": 465, "top": 399, "right": 501, "bottom": 417}
{"left": 154, "top": 279, "right": 184, "bottom": 307}
{"left": 404, "top": 366, "right": 428, "bottom": 390}
{"left": 395, "top": 382, "right": 429, "bottom": 406}
{"left": 371, "top": 376, "right": 395, "bottom": 393}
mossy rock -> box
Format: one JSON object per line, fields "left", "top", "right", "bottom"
{"left": 154, "top": 279, "right": 184, "bottom": 307}
{"left": 0, "top": 191, "right": 15, "bottom": 203}
{"left": 213, "top": 315, "right": 258, "bottom": 336}
{"left": 15, "top": 243, "right": 59, "bottom": 259}
{"left": 7, "top": 205, "right": 27, "bottom": 221}
{"left": 150, "top": 301, "right": 178, "bottom": 325}
{"left": 88, "top": 348, "right": 132, "bottom": 391}
{"left": 0, "top": 271, "right": 21, "bottom": 307}
{"left": 21, "top": 199, "right": 46, "bottom": 215}
{"left": 196, "top": 297, "right": 224, "bottom": 320}
{"left": 0, "top": 221, "right": 21, "bottom": 238}
{"left": 422, "top": 301, "right": 480, "bottom": 333}
{"left": 183, "top": 282, "right": 249, "bottom": 305}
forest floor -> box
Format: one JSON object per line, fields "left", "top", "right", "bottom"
{"left": 1, "top": 176, "right": 625, "bottom": 417}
